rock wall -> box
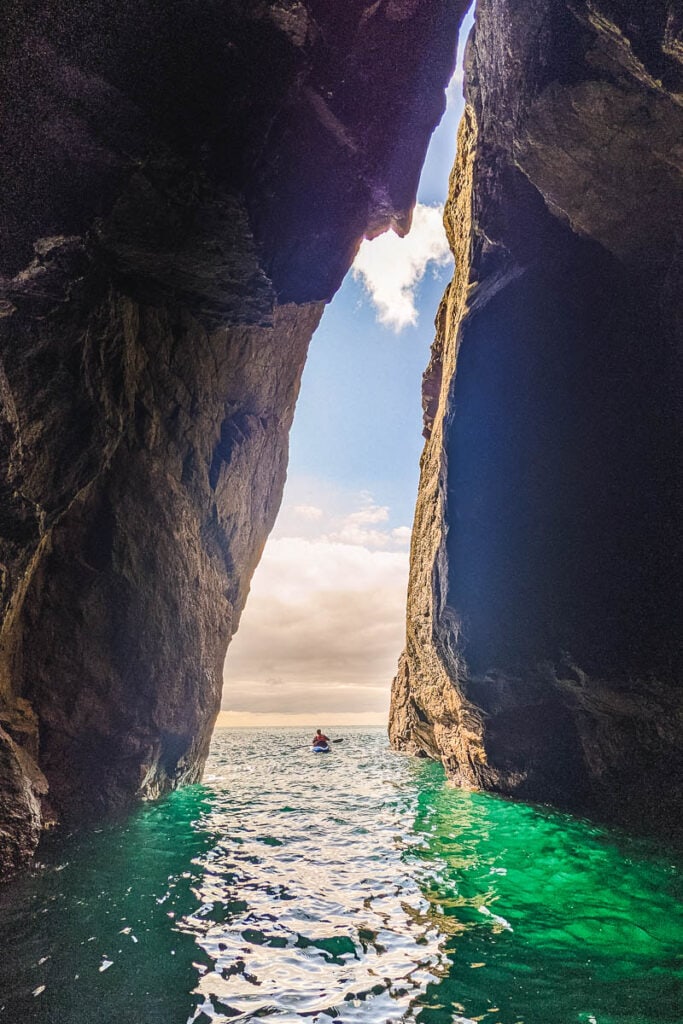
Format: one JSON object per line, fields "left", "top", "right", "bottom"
{"left": 0, "top": 0, "right": 467, "bottom": 874}
{"left": 390, "top": 0, "right": 683, "bottom": 837}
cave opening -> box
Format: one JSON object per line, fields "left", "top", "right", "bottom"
{"left": 220, "top": 9, "right": 476, "bottom": 731}
{"left": 1, "top": 0, "right": 680, "bottom": 880}
{"left": 0, "top": 8, "right": 681, "bottom": 1022}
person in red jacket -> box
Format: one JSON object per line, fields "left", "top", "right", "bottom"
{"left": 312, "top": 729, "right": 329, "bottom": 747}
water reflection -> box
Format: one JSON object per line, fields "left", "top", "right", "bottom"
{"left": 0, "top": 786, "right": 216, "bottom": 1023}
{"left": 0, "top": 728, "right": 681, "bottom": 1024}
{"left": 182, "top": 730, "right": 450, "bottom": 1024}
{"left": 408, "top": 783, "right": 683, "bottom": 1024}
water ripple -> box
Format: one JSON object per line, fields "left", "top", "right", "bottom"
{"left": 0, "top": 727, "right": 681, "bottom": 1024}
{"left": 183, "top": 729, "right": 447, "bottom": 1023}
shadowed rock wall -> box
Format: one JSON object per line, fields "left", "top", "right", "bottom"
{"left": 0, "top": 0, "right": 467, "bottom": 874}
{"left": 390, "top": 0, "right": 683, "bottom": 837}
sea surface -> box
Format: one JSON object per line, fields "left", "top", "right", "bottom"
{"left": 0, "top": 727, "right": 681, "bottom": 1024}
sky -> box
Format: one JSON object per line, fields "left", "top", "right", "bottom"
{"left": 219, "top": 12, "right": 474, "bottom": 729}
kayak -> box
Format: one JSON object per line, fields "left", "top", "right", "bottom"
{"left": 312, "top": 744, "right": 330, "bottom": 753}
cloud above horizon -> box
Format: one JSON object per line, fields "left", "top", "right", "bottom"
{"left": 352, "top": 203, "right": 452, "bottom": 331}
{"left": 222, "top": 486, "right": 411, "bottom": 720}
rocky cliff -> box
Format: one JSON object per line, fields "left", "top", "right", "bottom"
{"left": 0, "top": 0, "right": 467, "bottom": 875}
{"left": 390, "top": 0, "right": 683, "bottom": 837}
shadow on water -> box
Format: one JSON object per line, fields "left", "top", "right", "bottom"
{"left": 0, "top": 785, "right": 218, "bottom": 1023}
{"left": 0, "top": 728, "right": 681, "bottom": 1024}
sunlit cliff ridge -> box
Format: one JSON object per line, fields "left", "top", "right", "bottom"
{"left": 0, "top": 0, "right": 468, "bottom": 874}
{"left": 390, "top": 0, "right": 683, "bottom": 837}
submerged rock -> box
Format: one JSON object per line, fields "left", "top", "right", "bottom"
{"left": 390, "top": 0, "right": 683, "bottom": 838}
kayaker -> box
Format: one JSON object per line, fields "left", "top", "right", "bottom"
{"left": 312, "top": 729, "right": 329, "bottom": 747}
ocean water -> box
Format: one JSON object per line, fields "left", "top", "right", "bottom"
{"left": 0, "top": 727, "right": 681, "bottom": 1024}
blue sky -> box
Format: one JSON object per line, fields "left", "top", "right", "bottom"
{"left": 286, "top": 220, "right": 450, "bottom": 529}
{"left": 221, "top": 11, "right": 473, "bottom": 726}
{"left": 288, "top": 16, "right": 471, "bottom": 528}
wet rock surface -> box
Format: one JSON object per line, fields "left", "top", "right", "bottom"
{"left": 0, "top": 0, "right": 466, "bottom": 873}
{"left": 390, "top": 0, "right": 683, "bottom": 838}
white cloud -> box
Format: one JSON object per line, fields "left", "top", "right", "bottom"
{"left": 293, "top": 504, "right": 324, "bottom": 520}
{"left": 328, "top": 523, "right": 392, "bottom": 548}
{"left": 326, "top": 502, "right": 404, "bottom": 549}
{"left": 223, "top": 536, "right": 408, "bottom": 717}
{"left": 352, "top": 202, "right": 452, "bottom": 331}
{"left": 345, "top": 504, "right": 389, "bottom": 525}
{"left": 391, "top": 525, "right": 412, "bottom": 543}
{"left": 222, "top": 487, "right": 413, "bottom": 720}
{"left": 274, "top": 484, "right": 410, "bottom": 552}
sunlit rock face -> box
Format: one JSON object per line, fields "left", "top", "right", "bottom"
{"left": 390, "top": 0, "right": 683, "bottom": 838}
{"left": 0, "top": 0, "right": 466, "bottom": 872}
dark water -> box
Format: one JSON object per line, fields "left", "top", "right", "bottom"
{"left": 0, "top": 728, "right": 681, "bottom": 1024}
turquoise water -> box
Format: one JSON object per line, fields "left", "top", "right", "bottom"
{"left": 0, "top": 727, "right": 681, "bottom": 1023}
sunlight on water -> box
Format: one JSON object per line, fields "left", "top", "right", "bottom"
{"left": 0, "top": 728, "right": 681, "bottom": 1024}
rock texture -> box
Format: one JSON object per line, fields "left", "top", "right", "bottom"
{"left": 390, "top": 0, "right": 683, "bottom": 837}
{"left": 0, "top": 0, "right": 467, "bottom": 873}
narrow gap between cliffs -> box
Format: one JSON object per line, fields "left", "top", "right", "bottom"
{"left": 221, "top": 6, "right": 475, "bottom": 732}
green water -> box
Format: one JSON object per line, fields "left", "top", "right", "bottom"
{"left": 0, "top": 728, "right": 681, "bottom": 1023}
